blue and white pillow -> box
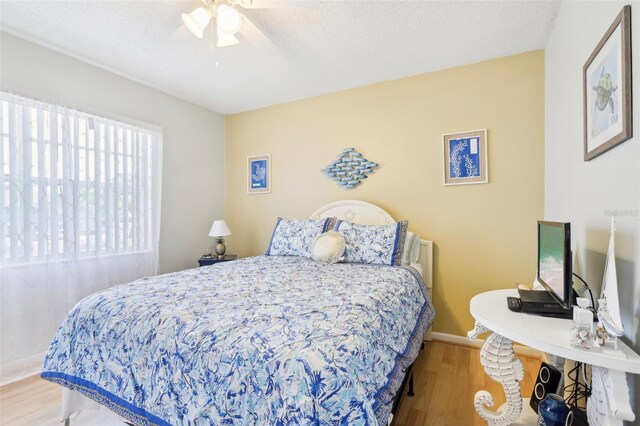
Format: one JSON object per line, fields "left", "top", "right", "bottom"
{"left": 335, "top": 220, "right": 408, "bottom": 266}
{"left": 266, "top": 217, "right": 337, "bottom": 257}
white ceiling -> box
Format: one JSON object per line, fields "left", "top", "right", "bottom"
{"left": 0, "top": 1, "right": 560, "bottom": 115}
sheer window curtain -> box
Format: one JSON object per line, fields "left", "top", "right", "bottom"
{"left": 0, "top": 92, "right": 163, "bottom": 384}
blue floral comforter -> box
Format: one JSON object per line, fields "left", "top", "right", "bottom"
{"left": 42, "top": 256, "right": 434, "bottom": 425}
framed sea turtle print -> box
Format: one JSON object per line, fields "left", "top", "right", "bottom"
{"left": 247, "top": 154, "right": 271, "bottom": 194}
{"left": 442, "top": 129, "right": 488, "bottom": 186}
{"left": 583, "top": 5, "right": 632, "bottom": 161}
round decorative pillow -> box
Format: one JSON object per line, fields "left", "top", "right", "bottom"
{"left": 311, "top": 231, "right": 346, "bottom": 264}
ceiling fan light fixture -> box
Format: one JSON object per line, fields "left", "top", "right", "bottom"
{"left": 182, "top": 7, "right": 211, "bottom": 38}
{"left": 217, "top": 28, "right": 240, "bottom": 47}
{"left": 217, "top": 4, "right": 243, "bottom": 35}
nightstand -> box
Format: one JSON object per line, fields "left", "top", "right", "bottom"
{"left": 198, "top": 255, "right": 237, "bottom": 267}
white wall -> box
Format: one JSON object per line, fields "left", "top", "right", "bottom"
{"left": 0, "top": 32, "right": 226, "bottom": 274}
{"left": 545, "top": 1, "right": 640, "bottom": 417}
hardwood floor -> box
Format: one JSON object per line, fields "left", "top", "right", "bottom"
{"left": 0, "top": 375, "right": 61, "bottom": 425}
{"left": 394, "top": 341, "right": 541, "bottom": 425}
{"left": 0, "top": 341, "right": 540, "bottom": 426}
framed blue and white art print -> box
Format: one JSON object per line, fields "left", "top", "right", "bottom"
{"left": 247, "top": 154, "right": 271, "bottom": 194}
{"left": 442, "top": 129, "right": 488, "bottom": 186}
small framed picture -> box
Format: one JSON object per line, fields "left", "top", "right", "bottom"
{"left": 583, "top": 5, "right": 632, "bottom": 161}
{"left": 247, "top": 154, "right": 271, "bottom": 194}
{"left": 443, "top": 129, "right": 488, "bottom": 186}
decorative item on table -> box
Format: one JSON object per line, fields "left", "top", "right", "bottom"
{"left": 583, "top": 5, "right": 632, "bottom": 161}
{"left": 442, "top": 129, "right": 488, "bottom": 185}
{"left": 209, "top": 219, "right": 232, "bottom": 259}
{"left": 570, "top": 298, "right": 594, "bottom": 350}
{"left": 247, "top": 154, "right": 270, "bottom": 194}
{"left": 538, "top": 394, "right": 569, "bottom": 426}
{"left": 594, "top": 324, "right": 609, "bottom": 346}
{"left": 321, "top": 148, "right": 379, "bottom": 189}
{"left": 596, "top": 215, "right": 624, "bottom": 348}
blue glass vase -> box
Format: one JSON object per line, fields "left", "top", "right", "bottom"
{"left": 538, "top": 393, "right": 569, "bottom": 426}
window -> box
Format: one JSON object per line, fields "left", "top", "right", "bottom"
{"left": 0, "top": 92, "right": 162, "bottom": 265}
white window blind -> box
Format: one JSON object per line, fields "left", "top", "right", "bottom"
{"left": 0, "top": 92, "right": 163, "bottom": 384}
{"left": 0, "top": 92, "right": 162, "bottom": 265}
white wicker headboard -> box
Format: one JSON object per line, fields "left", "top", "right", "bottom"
{"left": 310, "top": 200, "right": 433, "bottom": 291}
{"left": 310, "top": 200, "right": 395, "bottom": 225}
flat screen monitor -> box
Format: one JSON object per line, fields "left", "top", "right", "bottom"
{"left": 537, "top": 221, "right": 572, "bottom": 309}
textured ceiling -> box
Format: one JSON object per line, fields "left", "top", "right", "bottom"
{"left": 0, "top": 1, "right": 560, "bottom": 115}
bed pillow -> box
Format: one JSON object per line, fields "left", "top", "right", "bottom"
{"left": 335, "top": 219, "right": 408, "bottom": 266}
{"left": 401, "top": 232, "right": 421, "bottom": 266}
{"left": 266, "top": 217, "right": 337, "bottom": 257}
{"left": 311, "top": 231, "right": 346, "bottom": 264}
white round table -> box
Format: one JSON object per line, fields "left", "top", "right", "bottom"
{"left": 468, "top": 289, "right": 640, "bottom": 425}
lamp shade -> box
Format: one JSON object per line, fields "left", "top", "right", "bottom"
{"left": 216, "top": 29, "right": 240, "bottom": 47}
{"left": 216, "top": 5, "right": 243, "bottom": 35}
{"left": 209, "top": 220, "right": 232, "bottom": 237}
{"left": 182, "top": 7, "right": 211, "bottom": 38}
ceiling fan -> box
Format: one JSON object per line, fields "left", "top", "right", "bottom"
{"left": 181, "top": 0, "right": 279, "bottom": 48}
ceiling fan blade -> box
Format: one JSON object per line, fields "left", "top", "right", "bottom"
{"left": 239, "top": 16, "right": 277, "bottom": 52}
{"left": 230, "top": 0, "right": 314, "bottom": 9}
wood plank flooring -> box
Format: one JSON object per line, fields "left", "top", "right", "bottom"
{"left": 0, "top": 375, "right": 62, "bottom": 425}
{"left": 0, "top": 340, "right": 540, "bottom": 425}
{"left": 393, "top": 341, "right": 540, "bottom": 425}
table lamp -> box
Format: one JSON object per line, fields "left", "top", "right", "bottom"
{"left": 209, "top": 220, "right": 232, "bottom": 259}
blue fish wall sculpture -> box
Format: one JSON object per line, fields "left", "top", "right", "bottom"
{"left": 321, "top": 148, "right": 379, "bottom": 189}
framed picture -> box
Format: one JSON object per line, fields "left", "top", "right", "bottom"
{"left": 583, "top": 5, "right": 632, "bottom": 161}
{"left": 443, "top": 129, "right": 488, "bottom": 186}
{"left": 247, "top": 154, "right": 271, "bottom": 194}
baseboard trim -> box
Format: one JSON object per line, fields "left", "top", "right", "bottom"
{"left": 0, "top": 351, "right": 46, "bottom": 387}
{"left": 429, "top": 331, "right": 543, "bottom": 358}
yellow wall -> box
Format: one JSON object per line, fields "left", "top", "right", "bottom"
{"left": 225, "top": 51, "right": 545, "bottom": 337}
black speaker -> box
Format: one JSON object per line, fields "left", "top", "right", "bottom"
{"left": 530, "top": 362, "right": 562, "bottom": 414}
{"left": 565, "top": 406, "right": 588, "bottom": 426}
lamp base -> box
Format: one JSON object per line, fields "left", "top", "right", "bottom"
{"left": 215, "top": 238, "right": 227, "bottom": 259}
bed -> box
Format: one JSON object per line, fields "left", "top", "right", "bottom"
{"left": 41, "top": 200, "right": 435, "bottom": 425}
